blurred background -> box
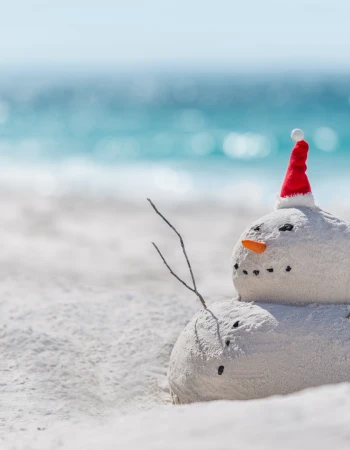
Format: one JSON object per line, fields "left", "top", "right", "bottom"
{"left": 0, "top": 0, "right": 350, "bottom": 207}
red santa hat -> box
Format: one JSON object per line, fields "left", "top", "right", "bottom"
{"left": 276, "top": 129, "right": 315, "bottom": 209}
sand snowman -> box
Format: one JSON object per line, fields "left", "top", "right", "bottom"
{"left": 164, "top": 129, "right": 350, "bottom": 404}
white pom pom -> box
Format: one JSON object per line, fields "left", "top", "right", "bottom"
{"left": 291, "top": 129, "right": 304, "bottom": 142}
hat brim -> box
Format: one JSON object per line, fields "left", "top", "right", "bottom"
{"left": 276, "top": 193, "right": 316, "bottom": 210}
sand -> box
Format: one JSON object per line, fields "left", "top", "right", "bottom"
{"left": 1, "top": 190, "right": 350, "bottom": 448}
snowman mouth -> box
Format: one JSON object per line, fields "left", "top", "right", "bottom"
{"left": 236, "top": 266, "right": 291, "bottom": 275}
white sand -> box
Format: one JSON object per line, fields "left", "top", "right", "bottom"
{"left": 1, "top": 190, "right": 350, "bottom": 448}
{"left": 11, "top": 384, "right": 350, "bottom": 450}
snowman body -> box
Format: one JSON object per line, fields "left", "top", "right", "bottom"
{"left": 169, "top": 299, "right": 350, "bottom": 403}
{"left": 168, "top": 130, "right": 350, "bottom": 404}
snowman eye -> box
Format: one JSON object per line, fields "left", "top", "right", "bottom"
{"left": 279, "top": 223, "right": 294, "bottom": 232}
{"left": 253, "top": 224, "right": 263, "bottom": 231}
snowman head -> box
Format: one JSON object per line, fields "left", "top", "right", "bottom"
{"left": 232, "top": 129, "right": 350, "bottom": 305}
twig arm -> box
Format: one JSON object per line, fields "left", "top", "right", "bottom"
{"left": 147, "top": 198, "right": 197, "bottom": 291}
{"left": 148, "top": 198, "right": 207, "bottom": 309}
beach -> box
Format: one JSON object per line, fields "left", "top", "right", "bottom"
{"left": 0, "top": 73, "right": 349, "bottom": 447}
{"left": 1, "top": 0, "right": 350, "bottom": 444}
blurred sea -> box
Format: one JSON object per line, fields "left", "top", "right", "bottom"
{"left": 0, "top": 72, "right": 349, "bottom": 207}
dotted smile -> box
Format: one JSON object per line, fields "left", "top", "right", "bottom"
{"left": 234, "top": 266, "right": 292, "bottom": 275}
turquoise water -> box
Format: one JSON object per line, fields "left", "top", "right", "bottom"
{"left": 0, "top": 72, "right": 349, "bottom": 203}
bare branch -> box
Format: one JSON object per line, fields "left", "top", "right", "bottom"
{"left": 147, "top": 198, "right": 197, "bottom": 291}
{"left": 148, "top": 198, "right": 206, "bottom": 309}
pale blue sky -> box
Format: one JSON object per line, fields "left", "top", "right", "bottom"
{"left": 0, "top": 0, "right": 349, "bottom": 70}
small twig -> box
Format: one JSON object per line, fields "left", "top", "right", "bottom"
{"left": 148, "top": 198, "right": 206, "bottom": 309}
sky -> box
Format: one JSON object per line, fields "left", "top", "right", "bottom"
{"left": 0, "top": 0, "right": 350, "bottom": 71}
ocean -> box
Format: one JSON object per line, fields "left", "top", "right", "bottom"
{"left": 0, "top": 72, "right": 349, "bottom": 207}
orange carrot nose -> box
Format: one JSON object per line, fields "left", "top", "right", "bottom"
{"left": 242, "top": 239, "right": 266, "bottom": 254}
